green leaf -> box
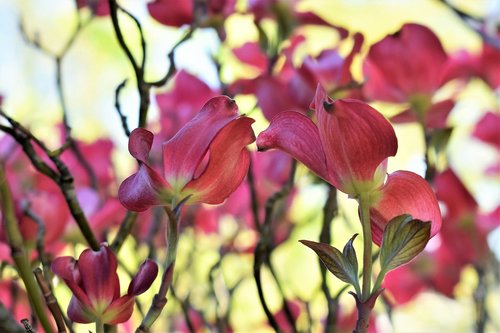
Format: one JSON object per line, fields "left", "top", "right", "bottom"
{"left": 379, "top": 214, "right": 431, "bottom": 273}
{"left": 300, "top": 239, "right": 359, "bottom": 289}
{"left": 343, "top": 233, "right": 358, "bottom": 278}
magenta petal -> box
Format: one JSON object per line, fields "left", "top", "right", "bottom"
{"left": 147, "top": 0, "right": 193, "bottom": 27}
{"left": 363, "top": 23, "right": 448, "bottom": 101}
{"left": 314, "top": 85, "right": 398, "bottom": 194}
{"left": 370, "top": 171, "right": 442, "bottom": 246}
{"left": 51, "top": 257, "right": 91, "bottom": 307}
{"left": 67, "top": 297, "right": 94, "bottom": 323}
{"left": 77, "top": 246, "right": 120, "bottom": 309}
{"left": 472, "top": 112, "right": 500, "bottom": 149}
{"left": 129, "top": 128, "right": 154, "bottom": 162}
{"left": 256, "top": 111, "right": 329, "bottom": 183}
{"left": 232, "top": 42, "right": 268, "bottom": 71}
{"left": 118, "top": 163, "right": 170, "bottom": 212}
{"left": 390, "top": 99, "right": 454, "bottom": 129}
{"left": 185, "top": 117, "right": 256, "bottom": 204}
{"left": 103, "top": 296, "right": 135, "bottom": 324}
{"left": 128, "top": 259, "right": 159, "bottom": 296}
{"left": 162, "top": 96, "right": 239, "bottom": 189}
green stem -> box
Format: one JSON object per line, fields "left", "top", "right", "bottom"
{"left": 372, "top": 269, "right": 386, "bottom": 294}
{"left": 359, "top": 194, "right": 372, "bottom": 301}
{"left": 96, "top": 320, "right": 104, "bottom": 333}
{"left": 136, "top": 206, "right": 179, "bottom": 332}
{"left": 0, "top": 164, "right": 55, "bottom": 333}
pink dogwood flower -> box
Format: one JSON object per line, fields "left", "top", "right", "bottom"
{"left": 363, "top": 23, "right": 455, "bottom": 128}
{"left": 51, "top": 245, "right": 158, "bottom": 324}
{"left": 119, "top": 96, "right": 255, "bottom": 211}
{"left": 257, "top": 85, "right": 441, "bottom": 245}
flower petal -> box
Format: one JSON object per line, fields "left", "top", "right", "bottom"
{"left": 313, "top": 85, "right": 398, "bottom": 195}
{"left": 363, "top": 23, "right": 448, "bottom": 101}
{"left": 128, "top": 259, "right": 159, "bottom": 296}
{"left": 390, "top": 99, "right": 455, "bottom": 129}
{"left": 103, "top": 296, "right": 135, "bottom": 324}
{"left": 256, "top": 111, "right": 329, "bottom": 183}
{"left": 162, "top": 96, "right": 240, "bottom": 190}
{"left": 147, "top": 0, "right": 193, "bottom": 27}
{"left": 51, "top": 256, "right": 91, "bottom": 308}
{"left": 118, "top": 162, "right": 171, "bottom": 212}
{"left": 370, "top": 171, "right": 442, "bottom": 246}
{"left": 472, "top": 111, "right": 500, "bottom": 149}
{"left": 185, "top": 117, "right": 255, "bottom": 204}
{"left": 77, "top": 245, "right": 120, "bottom": 310}
{"left": 67, "top": 297, "right": 94, "bottom": 323}
{"left": 128, "top": 128, "right": 154, "bottom": 162}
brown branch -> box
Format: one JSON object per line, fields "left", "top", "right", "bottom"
{"left": 319, "top": 185, "right": 339, "bottom": 333}
{"left": 253, "top": 160, "right": 297, "bottom": 333}
{"left": 114, "top": 79, "right": 131, "bottom": 137}
{"left": 110, "top": 211, "right": 138, "bottom": 252}
{"left": 0, "top": 109, "right": 100, "bottom": 250}
{"left": 33, "top": 268, "right": 66, "bottom": 333}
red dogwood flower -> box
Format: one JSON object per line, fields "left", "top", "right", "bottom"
{"left": 363, "top": 23, "right": 455, "bottom": 128}
{"left": 51, "top": 245, "right": 158, "bottom": 324}
{"left": 119, "top": 96, "right": 255, "bottom": 211}
{"left": 257, "top": 85, "right": 441, "bottom": 245}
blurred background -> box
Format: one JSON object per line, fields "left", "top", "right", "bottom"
{"left": 0, "top": 0, "right": 499, "bottom": 332}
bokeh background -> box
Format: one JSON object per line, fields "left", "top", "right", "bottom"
{"left": 0, "top": 0, "right": 499, "bottom": 332}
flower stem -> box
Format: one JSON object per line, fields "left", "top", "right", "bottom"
{"left": 135, "top": 206, "right": 179, "bottom": 332}
{"left": 0, "top": 164, "right": 55, "bottom": 333}
{"left": 96, "top": 320, "right": 104, "bottom": 333}
{"left": 359, "top": 194, "right": 372, "bottom": 301}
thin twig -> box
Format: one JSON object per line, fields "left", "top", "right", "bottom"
{"left": 253, "top": 160, "right": 297, "bottom": 333}
{"left": 319, "top": 185, "right": 338, "bottom": 333}
{"left": 33, "top": 268, "right": 66, "bottom": 333}
{"left": 114, "top": 79, "right": 131, "bottom": 137}
{"left": 135, "top": 205, "right": 182, "bottom": 333}
{"left": 21, "top": 204, "right": 50, "bottom": 281}
{"left": 110, "top": 211, "right": 138, "bottom": 252}
{"left": 0, "top": 164, "right": 55, "bottom": 333}
{"left": 0, "top": 109, "right": 100, "bottom": 250}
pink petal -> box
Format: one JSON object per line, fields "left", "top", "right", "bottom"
{"left": 435, "top": 169, "right": 477, "bottom": 220}
{"left": 77, "top": 245, "right": 120, "bottom": 309}
{"left": 162, "top": 96, "right": 240, "bottom": 189}
{"left": 255, "top": 76, "right": 304, "bottom": 120}
{"left": 256, "top": 111, "right": 329, "bottom": 182}
{"left": 103, "top": 296, "right": 135, "bottom": 324}
{"left": 128, "top": 128, "right": 154, "bottom": 162}
{"left": 363, "top": 23, "right": 448, "bottom": 101}
{"left": 479, "top": 44, "right": 500, "bottom": 89}
{"left": 147, "top": 0, "right": 193, "bottom": 27}
{"left": 313, "top": 85, "right": 398, "bottom": 195}
{"left": 390, "top": 99, "right": 455, "bottom": 128}
{"left": 370, "top": 171, "right": 442, "bottom": 246}
{"left": 232, "top": 42, "right": 268, "bottom": 71}
{"left": 184, "top": 117, "right": 255, "bottom": 204}
{"left": 67, "top": 297, "right": 94, "bottom": 323}
{"left": 128, "top": 259, "right": 159, "bottom": 296}
{"left": 472, "top": 112, "right": 500, "bottom": 149}
{"left": 118, "top": 163, "right": 170, "bottom": 212}
{"left": 51, "top": 257, "right": 92, "bottom": 308}
{"left": 294, "top": 12, "right": 348, "bottom": 39}
{"left": 156, "top": 71, "right": 219, "bottom": 142}
{"left": 383, "top": 264, "right": 426, "bottom": 305}
{"left": 120, "top": 127, "right": 171, "bottom": 211}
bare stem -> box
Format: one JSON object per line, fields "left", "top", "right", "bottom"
{"left": 0, "top": 164, "right": 55, "bottom": 333}
{"left": 135, "top": 206, "right": 179, "bottom": 332}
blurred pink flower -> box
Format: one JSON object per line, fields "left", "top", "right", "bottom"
{"left": 52, "top": 245, "right": 158, "bottom": 324}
